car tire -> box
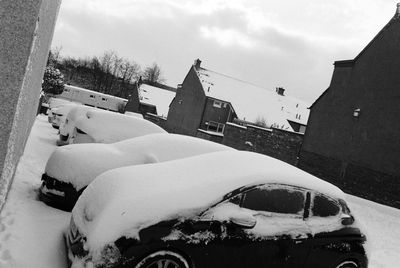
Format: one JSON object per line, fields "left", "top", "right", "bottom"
{"left": 335, "top": 260, "right": 358, "bottom": 268}
{"left": 134, "top": 250, "right": 190, "bottom": 268}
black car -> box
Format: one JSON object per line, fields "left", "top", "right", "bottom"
{"left": 65, "top": 151, "right": 368, "bottom": 268}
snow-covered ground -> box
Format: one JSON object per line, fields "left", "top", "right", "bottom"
{"left": 0, "top": 115, "right": 399, "bottom": 267}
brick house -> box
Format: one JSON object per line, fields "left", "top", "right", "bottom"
{"left": 167, "top": 59, "right": 309, "bottom": 137}
{"left": 298, "top": 4, "right": 400, "bottom": 208}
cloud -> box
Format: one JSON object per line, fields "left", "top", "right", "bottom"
{"left": 199, "top": 26, "right": 257, "bottom": 49}
{"left": 52, "top": 0, "right": 398, "bottom": 102}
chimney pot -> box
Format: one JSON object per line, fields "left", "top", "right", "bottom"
{"left": 194, "top": 58, "right": 202, "bottom": 69}
{"left": 397, "top": 3, "right": 400, "bottom": 14}
{"left": 276, "top": 87, "right": 285, "bottom": 96}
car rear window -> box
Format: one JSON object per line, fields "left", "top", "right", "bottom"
{"left": 312, "top": 194, "right": 340, "bottom": 217}
{"left": 242, "top": 187, "right": 305, "bottom": 215}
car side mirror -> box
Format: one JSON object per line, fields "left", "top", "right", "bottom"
{"left": 341, "top": 214, "right": 354, "bottom": 226}
{"left": 229, "top": 214, "right": 257, "bottom": 229}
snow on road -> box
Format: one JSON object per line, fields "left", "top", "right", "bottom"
{"left": 0, "top": 115, "right": 69, "bottom": 268}
{"left": 0, "top": 115, "right": 399, "bottom": 267}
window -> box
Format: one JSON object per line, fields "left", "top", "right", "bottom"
{"left": 213, "top": 100, "right": 222, "bottom": 108}
{"left": 102, "top": 97, "right": 107, "bottom": 102}
{"left": 242, "top": 186, "right": 305, "bottom": 215}
{"left": 89, "top": 95, "right": 95, "bottom": 98}
{"left": 206, "top": 121, "right": 225, "bottom": 133}
{"left": 312, "top": 194, "right": 340, "bottom": 217}
{"left": 228, "top": 194, "right": 242, "bottom": 205}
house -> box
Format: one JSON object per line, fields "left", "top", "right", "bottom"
{"left": 298, "top": 3, "right": 400, "bottom": 208}
{"left": 167, "top": 59, "right": 309, "bottom": 137}
{"left": 138, "top": 83, "right": 176, "bottom": 118}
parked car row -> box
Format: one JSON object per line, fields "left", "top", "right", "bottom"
{"left": 39, "top": 100, "right": 369, "bottom": 268}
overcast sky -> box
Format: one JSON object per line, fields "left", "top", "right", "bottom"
{"left": 51, "top": 0, "right": 398, "bottom": 103}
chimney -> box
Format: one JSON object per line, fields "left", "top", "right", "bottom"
{"left": 397, "top": 3, "right": 400, "bottom": 15}
{"left": 276, "top": 87, "right": 285, "bottom": 96}
{"left": 194, "top": 58, "right": 202, "bottom": 69}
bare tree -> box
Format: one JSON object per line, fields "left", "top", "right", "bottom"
{"left": 142, "top": 63, "right": 164, "bottom": 84}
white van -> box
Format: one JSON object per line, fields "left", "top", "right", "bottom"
{"left": 58, "top": 85, "right": 128, "bottom": 112}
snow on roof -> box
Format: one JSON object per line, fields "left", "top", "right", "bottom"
{"left": 195, "top": 67, "right": 310, "bottom": 129}
{"left": 73, "top": 109, "right": 166, "bottom": 143}
{"left": 139, "top": 84, "right": 175, "bottom": 117}
{"left": 73, "top": 150, "right": 344, "bottom": 253}
{"left": 45, "top": 133, "right": 233, "bottom": 190}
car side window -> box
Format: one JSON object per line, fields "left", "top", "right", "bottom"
{"left": 311, "top": 194, "right": 340, "bottom": 217}
{"left": 241, "top": 186, "right": 305, "bottom": 215}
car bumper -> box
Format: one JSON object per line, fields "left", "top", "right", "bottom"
{"left": 39, "top": 186, "right": 75, "bottom": 211}
{"left": 39, "top": 174, "right": 81, "bottom": 211}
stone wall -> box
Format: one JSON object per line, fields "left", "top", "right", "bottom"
{"left": 222, "top": 123, "right": 304, "bottom": 166}
{"left": 298, "top": 150, "right": 400, "bottom": 208}
{"left": 0, "top": 0, "right": 61, "bottom": 211}
{"left": 144, "top": 113, "right": 169, "bottom": 132}
{"left": 196, "top": 130, "right": 223, "bottom": 143}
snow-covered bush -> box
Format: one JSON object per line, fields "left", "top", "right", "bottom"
{"left": 42, "top": 66, "right": 65, "bottom": 95}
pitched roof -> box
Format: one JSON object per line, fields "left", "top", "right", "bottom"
{"left": 310, "top": 4, "right": 400, "bottom": 109}
{"left": 194, "top": 66, "right": 310, "bottom": 130}
{"left": 139, "top": 84, "right": 175, "bottom": 118}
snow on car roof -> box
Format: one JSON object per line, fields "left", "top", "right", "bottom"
{"left": 45, "top": 133, "right": 233, "bottom": 190}
{"left": 73, "top": 150, "right": 345, "bottom": 253}
{"left": 73, "top": 109, "right": 166, "bottom": 143}
{"left": 59, "top": 106, "right": 95, "bottom": 137}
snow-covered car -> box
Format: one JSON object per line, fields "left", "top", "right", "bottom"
{"left": 70, "top": 109, "right": 166, "bottom": 144}
{"left": 57, "top": 105, "right": 94, "bottom": 146}
{"left": 39, "top": 133, "right": 233, "bottom": 210}
{"left": 65, "top": 151, "right": 368, "bottom": 268}
{"left": 50, "top": 103, "right": 81, "bottom": 129}
{"left": 47, "top": 97, "right": 75, "bottom": 124}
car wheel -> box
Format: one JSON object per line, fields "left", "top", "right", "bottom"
{"left": 335, "top": 260, "right": 358, "bottom": 268}
{"left": 135, "top": 251, "right": 190, "bottom": 268}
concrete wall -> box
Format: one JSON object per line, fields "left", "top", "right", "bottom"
{"left": 0, "top": 0, "right": 61, "bottom": 210}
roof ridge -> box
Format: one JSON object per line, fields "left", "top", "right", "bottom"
{"left": 199, "top": 67, "right": 274, "bottom": 93}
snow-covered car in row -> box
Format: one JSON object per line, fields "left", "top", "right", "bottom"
{"left": 69, "top": 109, "right": 166, "bottom": 144}
{"left": 66, "top": 151, "right": 368, "bottom": 268}
{"left": 47, "top": 97, "right": 76, "bottom": 125}
{"left": 40, "top": 133, "right": 233, "bottom": 210}
{"left": 50, "top": 103, "right": 81, "bottom": 129}
{"left": 57, "top": 105, "right": 94, "bottom": 145}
